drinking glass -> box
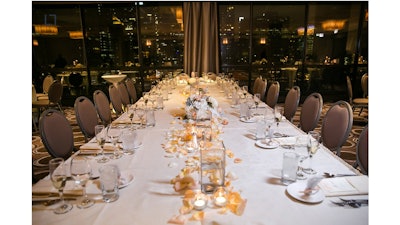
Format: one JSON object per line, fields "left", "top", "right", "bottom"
{"left": 303, "top": 131, "right": 320, "bottom": 174}
{"left": 107, "top": 124, "right": 122, "bottom": 159}
{"left": 70, "top": 155, "right": 94, "bottom": 209}
{"left": 49, "top": 158, "right": 73, "bottom": 214}
{"left": 294, "top": 136, "right": 309, "bottom": 180}
{"left": 135, "top": 107, "right": 146, "bottom": 129}
{"left": 127, "top": 104, "right": 135, "bottom": 129}
{"left": 242, "top": 86, "right": 248, "bottom": 98}
{"left": 254, "top": 93, "right": 261, "bottom": 115}
{"left": 95, "top": 125, "right": 109, "bottom": 163}
{"left": 274, "top": 106, "right": 283, "bottom": 127}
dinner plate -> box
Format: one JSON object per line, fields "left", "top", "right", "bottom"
{"left": 240, "top": 117, "right": 257, "bottom": 123}
{"left": 255, "top": 139, "right": 279, "bottom": 149}
{"left": 118, "top": 171, "right": 134, "bottom": 189}
{"left": 286, "top": 182, "right": 325, "bottom": 204}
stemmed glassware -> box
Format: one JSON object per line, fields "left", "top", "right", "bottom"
{"left": 127, "top": 104, "right": 135, "bottom": 129}
{"left": 254, "top": 93, "right": 261, "bottom": 115}
{"left": 294, "top": 136, "right": 309, "bottom": 180}
{"left": 49, "top": 158, "right": 73, "bottom": 214}
{"left": 242, "top": 86, "right": 248, "bottom": 99}
{"left": 135, "top": 107, "right": 146, "bottom": 129}
{"left": 274, "top": 106, "right": 283, "bottom": 127}
{"left": 70, "top": 155, "right": 95, "bottom": 209}
{"left": 107, "top": 124, "right": 122, "bottom": 159}
{"left": 303, "top": 131, "right": 320, "bottom": 175}
{"left": 95, "top": 125, "right": 109, "bottom": 163}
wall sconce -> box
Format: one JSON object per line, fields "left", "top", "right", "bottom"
{"left": 146, "top": 40, "right": 152, "bottom": 46}
{"left": 222, "top": 37, "right": 228, "bottom": 45}
{"left": 321, "top": 20, "right": 346, "bottom": 31}
{"left": 33, "top": 24, "right": 58, "bottom": 35}
{"left": 33, "top": 39, "right": 39, "bottom": 46}
{"left": 260, "top": 37, "right": 266, "bottom": 45}
{"left": 68, "top": 31, "right": 83, "bottom": 39}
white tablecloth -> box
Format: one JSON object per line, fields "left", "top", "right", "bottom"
{"left": 32, "top": 82, "right": 367, "bottom": 225}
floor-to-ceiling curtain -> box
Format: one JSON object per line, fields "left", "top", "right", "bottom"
{"left": 183, "top": 2, "right": 219, "bottom": 76}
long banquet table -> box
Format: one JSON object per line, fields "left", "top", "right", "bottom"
{"left": 32, "top": 81, "right": 368, "bottom": 225}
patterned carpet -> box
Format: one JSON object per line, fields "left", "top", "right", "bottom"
{"left": 32, "top": 103, "right": 368, "bottom": 183}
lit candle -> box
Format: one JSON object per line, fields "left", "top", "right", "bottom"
{"left": 214, "top": 196, "right": 227, "bottom": 207}
{"left": 193, "top": 199, "right": 206, "bottom": 210}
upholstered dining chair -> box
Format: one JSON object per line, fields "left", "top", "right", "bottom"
{"left": 361, "top": 73, "right": 368, "bottom": 98}
{"left": 283, "top": 86, "right": 300, "bottom": 123}
{"left": 39, "top": 109, "right": 74, "bottom": 160}
{"left": 354, "top": 124, "right": 368, "bottom": 175}
{"left": 68, "top": 72, "right": 84, "bottom": 96}
{"left": 252, "top": 76, "right": 262, "bottom": 96}
{"left": 125, "top": 78, "right": 138, "bottom": 104}
{"left": 117, "top": 82, "right": 131, "bottom": 110}
{"left": 346, "top": 76, "right": 368, "bottom": 116}
{"left": 32, "top": 80, "right": 64, "bottom": 116}
{"left": 93, "top": 89, "right": 112, "bottom": 126}
{"left": 265, "top": 81, "right": 280, "bottom": 108}
{"left": 254, "top": 79, "right": 267, "bottom": 102}
{"left": 299, "top": 92, "right": 323, "bottom": 133}
{"left": 321, "top": 100, "right": 353, "bottom": 157}
{"left": 74, "top": 96, "right": 99, "bottom": 142}
{"left": 36, "top": 75, "right": 54, "bottom": 100}
{"left": 109, "top": 84, "right": 124, "bottom": 116}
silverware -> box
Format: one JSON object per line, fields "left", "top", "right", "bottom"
{"left": 323, "top": 172, "right": 355, "bottom": 178}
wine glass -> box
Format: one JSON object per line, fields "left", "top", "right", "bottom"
{"left": 242, "top": 86, "right": 248, "bottom": 98}
{"left": 294, "top": 136, "right": 309, "bottom": 180}
{"left": 303, "top": 131, "right": 320, "bottom": 175}
{"left": 127, "top": 104, "right": 135, "bottom": 129}
{"left": 274, "top": 106, "right": 283, "bottom": 127}
{"left": 49, "top": 158, "right": 73, "bottom": 214}
{"left": 70, "top": 155, "right": 94, "bottom": 209}
{"left": 135, "top": 107, "right": 146, "bottom": 129}
{"left": 254, "top": 93, "right": 261, "bottom": 115}
{"left": 95, "top": 125, "right": 109, "bottom": 163}
{"left": 107, "top": 124, "right": 122, "bottom": 159}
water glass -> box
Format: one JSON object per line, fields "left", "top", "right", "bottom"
{"left": 255, "top": 119, "right": 266, "bottom": 140}
{"left": 281, "top": 152, "right": 299, "bottom": 185}
{"left": 146, "top": 109, "right": 156, "bottom": 127}
{"left": 99, "top": 164, "right": 120, "bottom": 203}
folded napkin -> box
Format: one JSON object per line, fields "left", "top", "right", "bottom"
{"left": 79, "top": 143, "right": 117, "bottom": 154}
{"left": 32, "top": 179, "right": 83, "bottom": 196}
{"left": 318, "top": 175, "right": 368, "bottom": 197}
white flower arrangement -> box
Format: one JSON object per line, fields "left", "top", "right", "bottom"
{"left": 185, "top": 93, "right": 219, "bottom": 120}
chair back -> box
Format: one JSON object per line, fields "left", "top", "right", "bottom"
{"left": 117, "top": 82, "right": 131, "bottom": 108}
{"left": 39, "top": 109, "right": 74, "bottom": 159}
{"left": 69, "top": 72, "right": 83, "bottom": 87}
{"left": 125, "top": 78, "right": 137, "bottom": 104}
{"left": 42, "top": 75, "right": 54, "bottom": 94}
{"left": 356, "top": 124, "right": 368, "bottom": 175}
{"left": 346, "top": 76, "right": 353, "bottom": 104}
{"left": 321, "top": 100, "right": 353, "bottom": 156}
{"left": 74, "top": 96, "right": 99, "bottom": 142}
{"left": 299, "top": 92, "right": 323, "bottom": 133}
{"left": 32, "top": 84, "right": 38, "bottom": 102}
{"left": 47, "top": 80, "right": 63, "bottom": 105}
{"left": 252, "top": 76, "right": 262, "bottom": 95}
{"left": 283, "top": 86, "right": 300, "bottom": 122}
{"left": 266, "top": 81, "right": 280, "bottom": 108}
{"left": 109, "top": 84, "right": 124, "bottom": 115}
{"left": 93, "top": 90, "right": 112, "bottom": 125}
{"left": 361, "top": 73, "right": 368, "bottom": 98}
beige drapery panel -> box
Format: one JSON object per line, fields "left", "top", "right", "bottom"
{"left": 183, "top": 2, "right": 220, "bottom": 76}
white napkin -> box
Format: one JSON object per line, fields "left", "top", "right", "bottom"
{"left": 79, "top": 143, "right": 116, "bottom": 154}
{"left": 304, "top": 176, "right": 324, "bottom": 195}
{"left": 318, "top": 175, "right": 368, "bottom": 197}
